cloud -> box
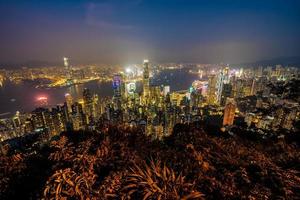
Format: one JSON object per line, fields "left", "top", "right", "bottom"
{"left": 85, "top": 0, "right": 142, "bottom": 30}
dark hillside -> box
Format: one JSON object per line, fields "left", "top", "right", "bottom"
{"left": 1, "top": 124, "right": 299, "bottom": 199}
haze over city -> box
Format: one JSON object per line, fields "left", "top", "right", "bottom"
{"left": 1, "top": 0, "right": 300, "bottom": 65}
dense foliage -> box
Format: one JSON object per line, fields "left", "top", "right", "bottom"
{"left": 1, "top": 123, "right": 299, "bottom": 199}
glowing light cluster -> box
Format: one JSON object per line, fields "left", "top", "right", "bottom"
{"left": 36, "top": 96, "right": 48, "bottom": 101}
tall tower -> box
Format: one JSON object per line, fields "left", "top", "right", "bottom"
{"left": 223, "top": 66, "right": 230, "bottom": 84}
{"left": 223, "top": 98, "right": 236, "bottom": 126}
{"left": 143, "top": 59, "right": 150, "bottom": 103}
{"left": 207, "top": 75, "right": 217, "bottom": 105}
{"left": 112, "top": 74, "right": 122, "bottom": 109}
{"left": 83, "top": 88, "right": 94, "bottom": 122}
{"left": 65, "top": 93, "right": 73, "bottom": 113}
{"left": 216, "top": 66, "right": 230, "bottom": 105}
{"left": 220, "top": 83, "right": 232, "bottom": 106}
{"left": 250, "top": 78, "right": 256, "bottom": 96}
{"left": 64, "top": 57, "right": 69, "bottom": 69}
{"left": 64, "top": 57, "right": 72, "bottom": 80}
{"left": 64, "top": 57, "right": 69, "bottom": 77}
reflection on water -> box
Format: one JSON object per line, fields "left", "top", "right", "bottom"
{"left": 0, "top": 70, "right": 199, "bottom": 115}
{"left": 0, "top": 80, "right": 114, "bottom": 115}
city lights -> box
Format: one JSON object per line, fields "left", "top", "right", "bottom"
{"left": 36, "top": 96, "right": 48, "bottom": 102}
{"left": 125, "top": 68, "right": 132, "bottom": 74}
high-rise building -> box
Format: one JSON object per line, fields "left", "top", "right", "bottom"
{"left": 190, "top": 90, "right": 202, "bottom": 109}
{"left": 150, "top": 85, "right": 161, "bottom": 105}
{"left": 65, "top": 93, "right": 73, "bottom": 113}
{"left": 223, "top": 66, "right": 230, "bottom": 84}
{"left": 64, "top": 57, "right": 69, "bottom": 69}
{"left": 250, "top": 78, "right": 256, "bottom": 96}
{"left": 223, "top": 98, "right": 236, "bottom": 126}
{"left": 275, "top": 65, "right": 283, "bottom": 78}
{"left": 207, "top": 75, "right": 217, "bottom": 105}
{"left": 83, "top": 88, "right": 94, "bottom": 122}
{"left": 235, "top": 79, "right": 244, "bottom": 98}
{"left": 143, "top": 60, "right": 150, "bottom": 104}
{"left": 256, "top": 66, "right": 263, "bottom": 77}
{"left": 71, "top": 102, "right": 86, "bottom": 130}
{"left": 216, "top": 66, "right": 229, "bottom": 105}
{"left": 93, "top": 94, "right": 100, "bottom": 118}
{"left": 220, "top": 83, "right": 232, "bottom": 106}
{"left": 64, "top": 57, "right": 72, "bottom": 80}
{"left": 113, "top": 74, "right": 122, "bottom": 98}
{"left": 12, "top": 111, "right": 21, "bottom": 129}
{"left": 31, "top": 108, "right": 48, "bottom": 129}
{"left": 163, "top": 85, "right": 170, "bottom": 96}
{"left": 112, "top": 74, "right": 122, "bottom": 109}
{"left": 51, "top": 107, "right": 65, "bottom": 135}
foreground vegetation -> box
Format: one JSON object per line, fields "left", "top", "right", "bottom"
{"left": 1, "top": 123, "right": 299, "bottom": 199}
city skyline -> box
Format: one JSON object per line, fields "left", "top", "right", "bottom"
{"left": 1, "top": 58, "right": 299, "bottom": 140}
{"left": 1, "top": 0, "right": 300, "bottom": 65}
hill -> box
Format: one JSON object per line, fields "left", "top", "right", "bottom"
{"left": 236, "top": 56, "right": 300, "bottom": 67}
{"left": 0, "top": 123, "right": 299, "bottom": 199}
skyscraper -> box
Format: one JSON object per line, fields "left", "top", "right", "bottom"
{"left": 220, "top": 83, "right": 232, "bottom": 106}
{"left": 235, "top": 79, "right": 244, "bottom": 98}
{"left": 223, "top": 66, "right": 230, "bottom": 84}
{"left": 64, "top": 57, "right": 69, "bottom": 69}
{"left": 216, "top": 69, "right": 225, "bottom": 105}
{"left": 207, "top": 75, "right": 217, "bottom": 105}
{"left": 65, "top": 93, "right": 73, "bottom": 114}
{"left": 250, "top": 78, "right": 256, "bottom": 96}
{"left": 112, "top": 74, "right": 122, "bottom": 110}
{"left": 83, "top": 88, "right": 94, "bottom": 122}
{"left": 223, "top": 98, "right": 236, "bottom": 126}
{"left": 64, "top": 57, "right": 72, "bottom": 80}
{"left": 71, "top": 102, "right": 86, "bottom": 130}
{"left": 113, "top": 74, "right": 122, "bottom": 98}
{"left": 143, "top": 60, "right": 150, "bottom": 104}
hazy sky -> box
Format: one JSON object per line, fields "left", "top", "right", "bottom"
{"left": 0, "top": 0, "right": 300, "bottom": 64}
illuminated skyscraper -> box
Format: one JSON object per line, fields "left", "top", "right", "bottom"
{"left": 163, "top": 85, "right": 170, "bottom": 96}
{"left": 216, "top": 73, "right": 224, "bottom": 105}
{"left": 51, "top": 107, "right": 65, "bottom": 135}
{"left": 235, "top": 79, "right": 244, "bottom": 98}
{"left": 223, "top": 66, "right": 230, "bottom": 84}
{"left": 83, "top": 88, "right": 94, "bottom": 122}
{"left": 12, "top": 111, "right": 21, "bottom": 129}
{"left": 223, "top": 98, "right": 236, "bottom": 126}
{"left": 113, "top": 74, "right": 122, "bottom": 98}
{"left": 64, "top": 57, "right": 72, "bottom": 81}
{"left": 65, "top": 93, "right": 73, "bottom": 113}
{"left": 275, "top": 65, "right": 283, "bottom": 78}
{"left": 120, "top": 73, "right": 126, "bottom": 102}
{"left": 190, "top": 90, "right": 202, "bottom": 109}
{"left": 93, "top": 94, "right": 100, "bottom": 118}
{"left": 216, "top": 66, "right": 230, "bottom": 105}
{"left": 250, "top": 78, "right": 256, "bottom": 96}
{"left": 143, "top": 60, "right": 150, "bottom": 104}
{"left": 64, "top": 57, "right": 69, "bottom": 74}
{"left": 71, "top": 102, "right": 86, "bottom": 130}
{"left": 256, "top": 66, "right": 263, "bottom": 77}
{"left": 112, "top": 74, "right": 122, "bottom": 109}
{"left": 207, "top": 75, "right": 217, "bottom": 105}
{"left": 64, "top": 57, "right": 69, "bottom": 68}
{"left": 220, "top": 83, "right": 232, "bottom": 106}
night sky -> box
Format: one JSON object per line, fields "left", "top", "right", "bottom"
{"left": 0, "top": 0, "right": 300, "bottom": 64}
